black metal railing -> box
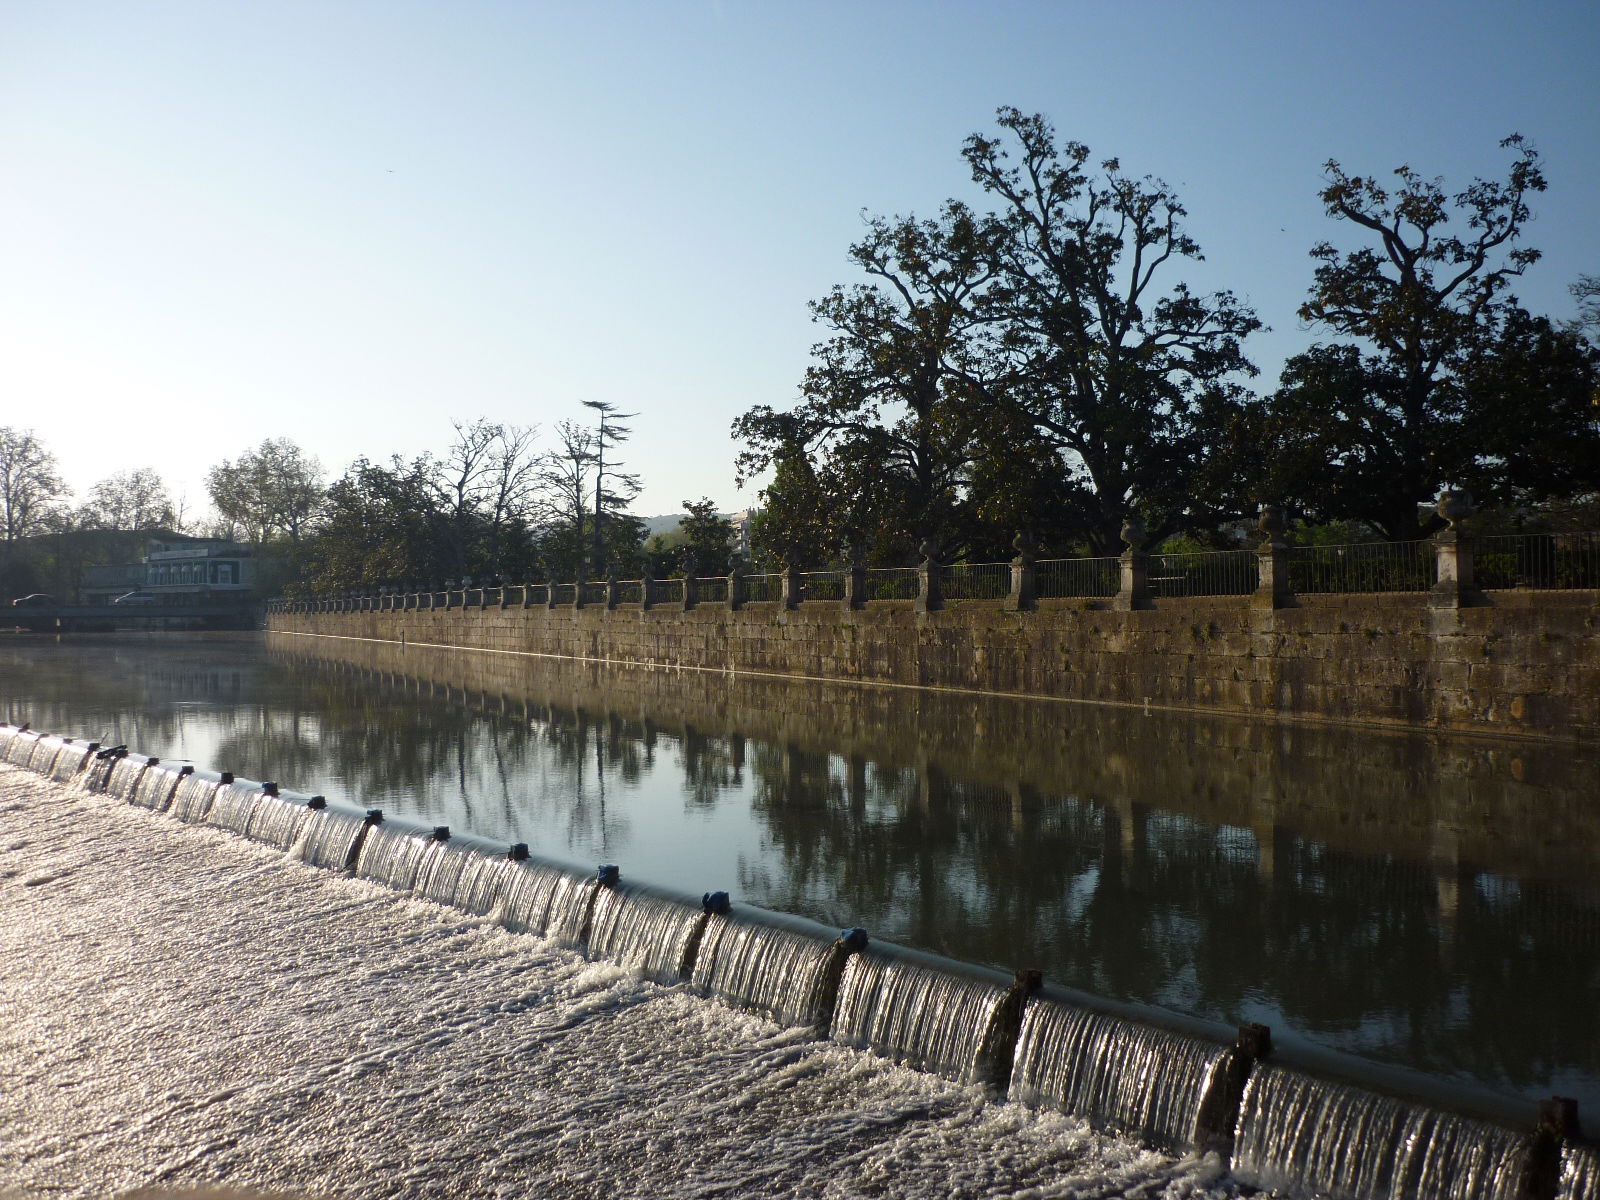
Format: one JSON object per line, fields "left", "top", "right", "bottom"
{"left": 1290, "top": 541, "right": 1435, "bottom": 593}
{"left": 941, "top": 562, "right": 1010, "bottom": 600}
{"left": 1035, "top": 557, "right": 1120, "bottom": 599}
{"left": 1148, "top": 550, "right": 1257, "bottom": 598}
{"left": 1476, "top": 532, "right": 1600, "bottom": 590}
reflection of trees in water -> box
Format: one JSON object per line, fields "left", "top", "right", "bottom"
{"left": 736, "top": 736, "right": 1600, "bottom": 1096}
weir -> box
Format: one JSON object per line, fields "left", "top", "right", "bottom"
{"left": 0, "top": 716, "right": 1592, "bottom": 1200}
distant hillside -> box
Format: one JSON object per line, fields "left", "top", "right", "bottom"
{"left": 640, "top": 514, "right": 686, "bottom": 538}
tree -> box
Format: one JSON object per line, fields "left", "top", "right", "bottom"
{"left": 581, "top": 401, "right": 639, "bottom": 577}
{"left": 963, "top": 108, "right": 1262, "bottom": 553}
{"left": 1573, "top": 274, "right": 1600, "bottom": 344}
{"left": 207, "top": 438, "right": 325, "bottom": 546}
{"left": 0, "top": 427, "right": 66, "bottom": 548}
{"left": 734, "top": 204, "right": 1005, "bottom": 560}
{"left": 295, "top": 456, "right": 445, "bottom": 591}
{"left": 1275, "top": 136, "right": 1547, "bottom": 538}
{"left": 0, "top": 427, "right": 68, "bottom": 594}
{"left": 537, "top": 416, "right": 642, "bottom": 579}
{"left": 83, "top": 468, "right": 175, "bottom": 532}
{"left": 676, "top": 498, "right": 734, "bottom": 576}
{"left": 428, "top": 419, "right": 539, "bottom": 578}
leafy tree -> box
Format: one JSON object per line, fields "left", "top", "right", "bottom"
{"left": 963, "top": 108, "right": 1262, "bottom": 553}
{"left": 206, "top": 438, "right": 325, "bottom": 546}
{"left": 1573, "top": 274, "right": 1600, "bottom": 344}
{"left": 676, "top": 498, "right": 734, "bottom": 576}
{"left": 295, "top": 456, "right": 445, "bottom": 591}
{"left": 0, "top": 427, "right": 68, "bottom": 595}
{"left": 735, "top": 204, "right": 1004, "bottom": 560}
{"left": 1273, "top": 137, "right": 1548, "bottom": 538}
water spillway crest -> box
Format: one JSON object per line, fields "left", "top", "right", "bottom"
{"left": 168, "top": 770, "right": 227, "bottom": 823}
{"left": 47, "top": 739, "right": 94, "bottom": 783}
{"left": 584, "top": 883, "right": 708, "bottom": 985}
{"left": 244, "top": 791, "right": 322, "bottom": 852}
{"left": 1009, "top": 993, "right": 1234, "bottom": 1152}
{"left": 101, "top": 754, "right": 149, "bottom": 802}
{"left": 689, "top": 910, "right": 844, "bottom": 1030}
{"left": 496, "top": 856, "right": 596, "bottom": 946}
{"left": 831, "top": 946, "right": 1015, "bottom": 1086}
{"left": 1232, "top": 1062, "right": 1533, "bottom": 1200}
{"left": 295, "top": 805, "right": 369, "bottom": 870}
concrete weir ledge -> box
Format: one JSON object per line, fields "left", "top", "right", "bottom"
{"left": 2, "top": 722, "right": 1595, "bottom": 1200}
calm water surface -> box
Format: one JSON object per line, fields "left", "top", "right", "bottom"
{"left": 4, "top": 630, "right": 1597, "bottom": 1113}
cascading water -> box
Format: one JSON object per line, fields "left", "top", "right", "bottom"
{"left": 3, "top": 730, "right": 41, "bottom": 766}
{"left": 47, "top": 741, "right": 93, "bottom": 782}
{"left": 584, "top": 886, "right": 705, "bottom": 984}
{"left": 129, "top": 765, "right": 182, "bottom": 811}
{"left": 203, "top": 782, "right": 269, "bottom": 833}
{"left": 168, "top": 773, "right": 225, "bottom": 822}
{"left": 102, "top": 756, "right": 151, "bottom": 801}
{"left": 446, "top": 848, "right": 525, "bottom": 917}
{"left": 1561, "top": 1145, "right": 1600, "bottom": 1200}
{"left": 690, "top": 913, "right": 840, "bottom": 1029}
{"left": 497, "top": 860, "right": 596, "bottom": 946}
{"left": 24, "top": 734, "right": 65, "bottom": 773}
{"left": 1007, "top": 996, "right": 1230, "bottom": 1150}
{"left": 356, "top": 824, "right": 452, "bottom": 893}
{"left": 295, "top": 807, "right": 369, "bottom": 870}
{"left": 1232, "top": 1063, "right": 1531, "bottom": 1200}
{"left": 831, "top": 949, "right": 1011, "bottom": 1085}
{"left": 245, "top": 793, "right": 320, "bottom": 851}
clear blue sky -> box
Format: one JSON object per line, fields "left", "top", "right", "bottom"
{"left": 3, "top": 0, "right": 1596, "bottom": 521}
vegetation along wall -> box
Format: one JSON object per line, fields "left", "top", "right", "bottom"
{"left": 267, "top": 591, "right": 1600, "bottom": 743}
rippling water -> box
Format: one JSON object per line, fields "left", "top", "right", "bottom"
{"left": 3, "top": 630, "right": 1598, "bottom": 1114}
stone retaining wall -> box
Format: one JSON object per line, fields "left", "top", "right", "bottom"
{"left": 267, "top": 591, "right": 1600, "bottom": 741}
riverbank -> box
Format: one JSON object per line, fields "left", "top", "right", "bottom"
{"left": 0, "top": 764, "right": 1222, "bottom": 1199}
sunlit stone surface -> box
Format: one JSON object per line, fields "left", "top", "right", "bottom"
{"left": 0, "top": 766, "right": 1232, "bottom": 1199}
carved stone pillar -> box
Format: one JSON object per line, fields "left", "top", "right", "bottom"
{"left": 727, "top": 561, "right": 746, "bottom": 611}
{"left": 1112, "top": 515, "right": 1151, "bottom": 611}
{"left": 843, "top": 545, "right": 867, "bottom": 611}
{"left": 1253, "top": 504, "right": 1294, "bottom": 610}
{"left": 915, "top": 539, "right": 943, "bottom": 613}
{"left": 781, "top": 556, "right": 803, "bottom": 610}
{"left": 1006, "top": 531, "right": 1037, "bottom": 612}
{"left": 1430, "top": 489, "right": 1480, "bottom": 609}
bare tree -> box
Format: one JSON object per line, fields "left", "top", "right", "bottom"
{"left": 0, "top": 428, "right": 68, "bottom": 582}
{"left": 207, "top": 438, "right": 325, "bottom": 545}
{"left": 84, "top": 468, "right": 175, "bottom": 532}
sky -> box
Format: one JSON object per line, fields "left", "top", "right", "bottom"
{"left": 2, "top": 0, "right": 1597, "bottom": 523}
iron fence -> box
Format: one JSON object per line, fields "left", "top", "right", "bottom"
{"left": 1035, "top": 557, "right": 1120, "bottom": 599}
{"left": 697, "top": 577, "right": 730, "bottom": 603}
{"left": 1476, "top": 533, "right": 1600, "bottom": 590}
{"left": 940, "top": 562, "right": 1010, "bottom": 600}
{"left": 580, "top": 581, "right": 609, "bottom": 606}
{"left": 550, "top": 583, "right": 578, "bottom": 605}
{"left": 654, "top": 578, "right": 685, "bottom": 605}
{"left": 864, "top": 567, "right": 919, "bottom": 600}
{"left": 1290, "top": 541, "right": 1435, "bottom": 593}
{"left": 743, "top": 573, "right": 784, "bottom": 603}
{"left": 800, "top": 571, "right": 845, "bottom": 601}
{"left": 613, "top": 580, "right": 643, "bottom": 605}
{"left": 1148, "top": 550, "right": 1257, "bottom": 598}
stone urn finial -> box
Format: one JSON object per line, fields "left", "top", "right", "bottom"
{"left": 1120, "top": 514, "right": 1146, "bottom": 552}
{"left": 1437, "top": 488, "right": 1474, "bottom": 531}
{"left": 918, "top": 537, "right": 939, "bottom": 565}
{"left": 1012, "top": 530, "right": 1038, "bottom": 561}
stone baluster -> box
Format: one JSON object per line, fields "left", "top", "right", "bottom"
{"left": 1253, "top": 504, "right": 1294, "bottom": 610}
{"left": 916, "top": 539, "right": 943, "bottom": 613}
{"left": 681, "top": 552, "right": 699, "bottom": 610}
{"left": 727, "top": 560, "right": 746, "bottom": 611}
{"left": 1006, "top": 532, "right": 1037, "bottom": 612}
{"left": 1430, "top": 489, "right": 1480, "bottom": 609}
{"left": 781, "top": 555, "right": 803, "bottom": 610}
{"left": 641, "top": 572, "right": 658, "bottom": 611}
{"left": 605, "top": 572, "right": 619, "bottom": 610}
{"left": 1112, "top": 515, "right": 1151, "bottom": 611}
{"left": 843, "top": 544, "right": 866, "bottom": 611}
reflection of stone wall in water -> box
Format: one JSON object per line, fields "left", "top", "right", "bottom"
{"left": 267, "top": 591, "right": 1600, "bottom": 741}
{"left": 265, "top": 631, "right": 1600, "bottom": 892}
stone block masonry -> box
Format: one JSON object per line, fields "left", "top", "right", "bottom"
{"left": 267, "top": 591, "right": 1600, "bottom": 742}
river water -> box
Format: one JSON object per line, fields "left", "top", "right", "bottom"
{"left": 3, "top": 630, "right": 1597, "bottom": 1118}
